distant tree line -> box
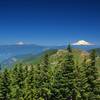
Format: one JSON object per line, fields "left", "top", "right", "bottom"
{"left": 0, "top": 45, "right": 100, "bottom": 100}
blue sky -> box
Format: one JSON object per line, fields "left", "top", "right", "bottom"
{"left": 0, "top": 0, "right": 100, "bottom": 45}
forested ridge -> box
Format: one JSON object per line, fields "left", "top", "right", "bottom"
{"left": 0, "top": 45, "right": 100, "bottom": 100}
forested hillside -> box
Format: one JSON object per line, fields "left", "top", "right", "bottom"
{"left": 0, "top": 45, "right": 100, "bottom": 100}
{"left": 89, "top": 48, "right": 100, "bottom": 56}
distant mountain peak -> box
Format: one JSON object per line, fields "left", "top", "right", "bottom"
{"left": 72, "top": 40, "right": 95, "bottom": 46}
{"left": 16, "top": 41, "right": 25, "bottom": 45}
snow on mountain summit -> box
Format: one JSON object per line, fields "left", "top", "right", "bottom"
{"left": 72, "top": 40, "right": 94, "bottom": 46}
{"left": 16, "top": 41, "right": 25, "bottom": 45}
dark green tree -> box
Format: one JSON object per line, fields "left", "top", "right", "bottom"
{"left": 11, "top": 64, "right": 24, "bottom": 100}
{"left": 74, "top": 59, "right": 89, "bottom": 100}
{"left": 24, "top": 65, "right": 36, "bottom": 100}
{"left": 37, "top": 54, "right": 51, "bottom": 100}
{"left": 67, "top": 44, "right": 72, "bottom": 52}
{"left": 0, "top": 64, "right": 2, "bottom": 71}
{"left": 51, "top": 44, "right": 76, "bottom": 100}
{"left": 85, "top": 50, "right": 100, "bottom": 99}
{"left": 0, "top": 69, "right": 11, "bottom": 100}
{"left": 66, "top": 44, "right": 76, "bottom": 100}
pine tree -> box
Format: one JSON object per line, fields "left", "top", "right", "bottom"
{"left": 24, "top": 65, "right": 36, "bottom": 100}
{"left": 0, "top": 69, "right": 11, "bottom": 100}
{"left": 22, "top": 65, "right": 29, "bottom": 99}
{"left": 37, "top": 54, "right": 51, "bottom": 100}
{"left": 0, "top": 64, "right": 2, "bottom": 70}
{"left": 23, "top": 65, "right": 29, "bottom": 80}
{"left": 66, "top": 44, "right": 76, "bottom": 100}
{"left": 75, "top": 59, "right": 89, "bottom": 100}
{"left": 85, "top": 50, "right": 100, "bottom": 99}
{"left": 11, "top": 64, "right": 24, "bottom": 100}
{"left": 67, "top": 44, "right": 72, "bottom": 52}
{"left": 51, "top": 44, "right": 76, "bottom": 100}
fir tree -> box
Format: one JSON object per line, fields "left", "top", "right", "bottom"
{"left": 52, "top": 44, "right": 76, "bottom": 100}
{"left": 0, "top": 69, "right": 11, "bottom": 100}
{"left": 85, "top": 50, "right": 100, "bottom": 99}
{"left": 66, "top": 44, "right": 76, "bottom": 100}
{"left": 24, "top": 65, "right": 36, "bottom": 100}
{"left": 75, "top": 59, "right": 89, "bottom": 100}
{"left": 11, "top": 64, "right": 24, "bottom": 100}
{"left": 38, "top": 54, "right": 51, "bottom": 100}
{"left": 67, "top": 44, "right": 72, "bottom": 53}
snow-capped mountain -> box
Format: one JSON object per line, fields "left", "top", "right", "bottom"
{"left": 72, "top": 40, "right": 94, "bottom": 46}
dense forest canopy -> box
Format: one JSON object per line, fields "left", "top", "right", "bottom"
{"left": 0, "top": 45, "right": 100, "bottom": 100}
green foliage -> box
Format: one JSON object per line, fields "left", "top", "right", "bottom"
{"left": 67, "top": 44, "right": 72, "bottom": 53}
{"left": 10, "top": 64, "right": 25, "bottom": 99}
{"left": 0, "top": 46, "right": 100, "bottom": 100}
{"left": 21, "top": 49, "right": 58, "bottom": 65}
{"left": 85, "top": 50, "right": 100, "bottom": 99}
{"left": 0, "top": 69, "right": 11, "bottom": 100}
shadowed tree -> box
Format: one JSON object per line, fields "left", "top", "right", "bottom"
{"left": 0, "top": 69, "right": 11, "bottom": 100}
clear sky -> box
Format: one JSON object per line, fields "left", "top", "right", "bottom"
{"left": 0, "top": 0, "right": 100, "bottom": 45}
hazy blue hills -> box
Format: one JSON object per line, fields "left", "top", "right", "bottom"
{"left": 0, "top": 49, "right": 57, "bottom": 68}
{"left": 0, "top": 44, "right": 66, "bottom": 62}
{"left": 0, "top": 44, "right": 63, "bottom": 67}
{"left": 0, "top": 44, "right": 46, "bottom": 62}
{"left": 0, "top": 44, "right": 100, "bottom": 68}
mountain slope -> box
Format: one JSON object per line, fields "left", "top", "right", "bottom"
{"left": 0, "top": 44, "right": 99, "bottom": 62}
{"left": 0, "top": 44, "right": 100, "bottom": 68}
{"left": 88, "top": 48, "right": 100, "bottom": 56}
{"left": 20, "top": 48, "right": 89, "bottom": 65}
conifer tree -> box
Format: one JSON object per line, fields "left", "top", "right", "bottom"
{"left": 24, "top": 65, "right": 36, "bottom": 100}
{"left": 37, "top": 54, "right": 51, "bottom": 100}
{"left": 0, "top": 64, "right": 2, "bottom": 71}
{"left": 66, "top": 44, "right": 76, "bottom": 100}
{"left": 75, "top": 59, "right": 89, "bottom": 100}
{"left": 23, "top": 65, "right": 29, "bottom": 80}
{"left": 85, "top": 50, "right": 100, "bottom": 99}
{"left": 0, "top": 69, "right": 11, "bottom": 100}
{"left": 22, "top": 65, "right": 29, "bottom": 99}
{"left": 79, "top": 57, "right": 89, "bottom": 100}
{"left": 11, "top": 64, "right": 24, "bottom": 99}
{"left": 52, "top": 44, "right": 76, "bottom": 100}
